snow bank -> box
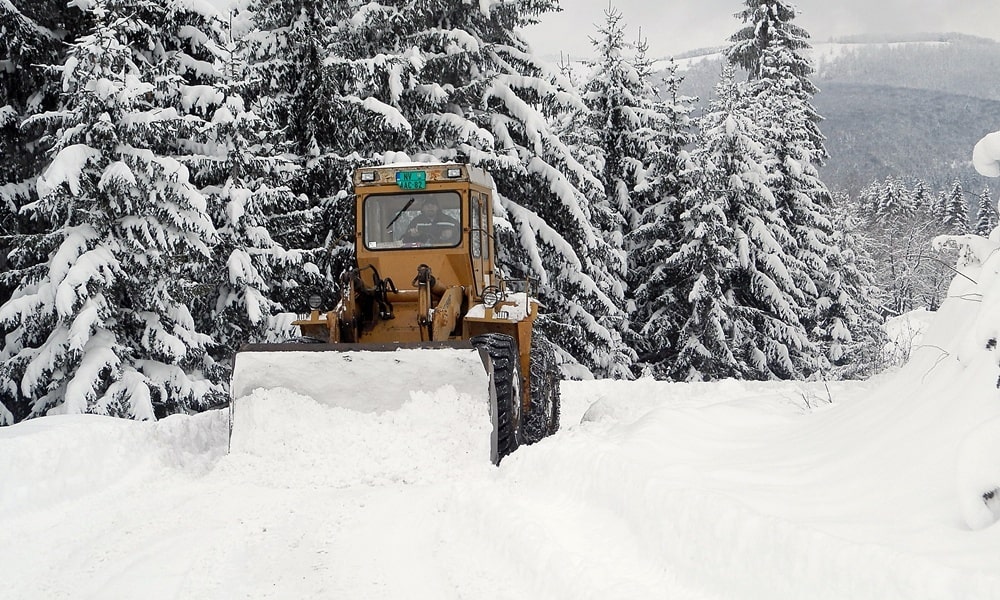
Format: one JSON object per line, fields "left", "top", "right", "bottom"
{"left": 922, "top": 233, "right": 1000, "bottom": 529}
{"left": 0, "top": 411, "right": 227, "bottom": 515}
{"left": 957, "top": 417, "right": 1000, "bottom": 530}
{"left": 498, "top": 371, "right": 1000, "bottom": 599}
{"left": 883, "top": 308, "right": 935, "bottom": 364}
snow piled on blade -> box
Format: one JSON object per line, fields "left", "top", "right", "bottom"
{"left": 228, "top": 347, "right": 493, "bottom": 484}
{"left": 226, "top": 385, "right": 493, "bottom": 487}
{"left": 230, "top": 347, "right": 488, "bottom": 413}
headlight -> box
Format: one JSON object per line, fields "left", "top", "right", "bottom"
{"left": 482, "top": 286, "right": 500, "bottom": 308}
{"left": 308, "top": 295, "right": 322, "bottom": 310}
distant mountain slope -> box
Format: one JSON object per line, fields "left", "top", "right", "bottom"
{"left": 655, "top": 34, "right": 1000, "bottom": 196}
{"left": 814, "top": 83, "right": 1000, "bottom": 194}
{"left": 813, "top": 34, "right": 1000, "bottom": 102}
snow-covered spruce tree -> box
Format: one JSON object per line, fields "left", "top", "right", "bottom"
{"left": 656, "top": 156, "right": 740, "bottom": 381}
{"left": 0, "top": 2, "right": 221, "bottom": 422}
{"left": 931, "top": 189, "right": 948, "bottom": 224}
{"left": 580, "top": 8, "right": 656, "bottom": 233}
{"left": 976, "top": 186, "right": 998, "bottom": 236}
{"left": 943, "top": 179, "right": 970, "bottom": 234}
{"left": 725, "top": 0, "right": 880, "bottom": 375}
{"left": 726, "top": 0, "right": 824, "bottom": 158}
{"left": 186, "top": 89, "right": 309, "bottom": 373}
{"left": 822, "top": 193, "right": 887, "bottom": 377}
{"left": 339, "top": 0, "right": 632, "bottom": 377}
{"left": 658, "top": 70, "right": 815, "bottom": 380}
{"left": 174, "top": 10, "right": 330, "bottom": 376}
{"left": 570, "top": 9, "right": 684, "bottom": 369}
{"left": 911, "top": 178, "right": 933, "bottom": 216}
{"left": 240, "top": 0, "right": 418, "bottom": 306}
{"left": 0, "top": 0, "right": 70, "bottom": 423}
{"left": 632, "top": 56, "right": 697, "bottom": 217}
{"left": 0, "top": 2, "right": 91, "bottom": 315}
{"left": 874, "top": 175, "right": 915, "bottom": 224}
{"left": 626, "top": 57, "right": 698, "bottom": 374}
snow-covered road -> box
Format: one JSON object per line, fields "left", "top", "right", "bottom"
{"left": 3, "top": 362, "right": 999, "bottom": 599}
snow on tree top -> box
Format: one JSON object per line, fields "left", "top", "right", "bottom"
{"left": 974, "top": 131, "right": 1000, "bottom": 177}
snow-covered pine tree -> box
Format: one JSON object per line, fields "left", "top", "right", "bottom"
{"left": 823, "top": 192, "right": 887, "bottom": 377}
{"left": 931, "top": 189, "right": 948, "bottom": 224}
{"left": 724, "top": 0, "right": 878, "bottom": 376}
{"left": 744, "top": 60, "right": 826, "bottom": 376}
{"left": 0, "top": 2, "right": 91, "bottom": 315}
{"left": 581, "top": 7, "right": 656, "bottom": 234}
{"left": 657, "top": 147, "right": 740, "bottom": 381}
{"left": 571, "top": 9, "right": 682, "bottom": 370}
{"left": 911, "top": 179, "right": 933, "bottom": 217}
{"left": 944, "top": 179, "right": 970, "bottom": 234}
{"left": 341, "top": 0, "right": 632, "bottom": 378}
{"left": 725, "top": 0, "right": 824, "bottom": 158}
{"left": 632, "top": 57, "right": 697, "bottom": 217}
{"left": 856, "top": 180, "right": 881, "bottom": 223}
{"left": 827, "top": 194, "right": 887, "bottom": 379}
{"left": 0, "top": 0, "right": 222, "bottom": 422}
{"left": 874, "top": 176, "right": 915, "bottom": 224}
{"left": 240, "top": 0, "right": 416, "bottom": 304}
{"left": 626, "top": 57, "right": 697, "bottom": 374}
{"left": 662, "top": 69, "right": 814, "bottom": 380}
{"left": 189, "top": 92, "right": 311, "bottom": 372}
{"left": 177, "top": 9, "right": 328, "bottom": 374}
{"left": 976, "top": 186, "right": 998, "bottom": 236}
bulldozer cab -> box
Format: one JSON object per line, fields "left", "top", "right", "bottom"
{"left": 353, "top": 164, "right": 496, "bottom": 304}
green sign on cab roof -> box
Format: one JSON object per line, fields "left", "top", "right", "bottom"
{"left": 396, "top": 171, "right": 426, "bottom": 190}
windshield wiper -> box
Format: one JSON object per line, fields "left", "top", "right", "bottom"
{"left": 386, "top": 197, "right": 415, "bottom": 231}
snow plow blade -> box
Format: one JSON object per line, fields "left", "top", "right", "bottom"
{"left": 229, "top": 341, "right": 503, "bottom": 464}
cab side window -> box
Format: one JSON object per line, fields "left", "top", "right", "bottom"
{"left": 471, "top": 193, "right": 482, "bottom": 258}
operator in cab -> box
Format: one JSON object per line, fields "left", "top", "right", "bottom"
{"left": 402, "top": 198, "right": 460, "bottom": 245}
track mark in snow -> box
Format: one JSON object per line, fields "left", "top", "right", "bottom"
{"left": 440, "top": 479, "right": 717, "bottom": 600}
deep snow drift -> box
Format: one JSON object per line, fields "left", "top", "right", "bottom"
{"left": 4, "top": 245, "right": 1000, "bottom": 598}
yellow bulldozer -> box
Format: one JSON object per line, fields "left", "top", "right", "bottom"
{"left": 230, "top": 163, "right": 561, "bottom": 464}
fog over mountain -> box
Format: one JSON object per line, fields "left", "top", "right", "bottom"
{"left": 525, "top": 0, "right": 1000, "bottom": 61}
{"left": 656, "top": 34, "right": 1000, "bottom": 198}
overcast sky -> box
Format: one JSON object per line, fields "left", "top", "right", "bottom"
{"left": 522, "top": 0, "right": 1000, "bottom": 60}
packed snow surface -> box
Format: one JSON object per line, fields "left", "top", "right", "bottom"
{"left": 2, "top": 368, "right": 999, "bottom": 597}
{"left": 5, "top": 260, "right": 1000, "bottom": 597}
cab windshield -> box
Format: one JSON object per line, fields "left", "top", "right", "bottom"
{"left": 363, "top": 192, "right": 462, "bottom": 250}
